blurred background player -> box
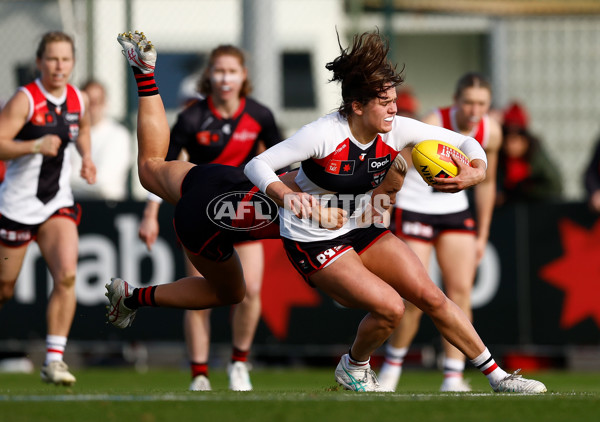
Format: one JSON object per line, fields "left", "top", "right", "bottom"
{"left": 584, "top": 132, "right": 600, "bottom": 213}
{"left": 0, "top": 101, "right": 5, "bottom": 183}
{"left": 394, "top": 86, "right": 419, "bottom": 119}
{"left": 379, "top": 72, "right": 502, "bottom": 392}
{"left": 0, "top": 31, "right": 96, "bottom": 386}
{"left": 496, "top": 101, "right": 562, "bottom": 206}
{"left": 70, "top": 80, "right": 133, "bottom": 201}
{"left": 138, "top": 44, "right": 282, "bottom": 391}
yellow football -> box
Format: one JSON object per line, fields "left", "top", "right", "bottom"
{"left": 411, "top": 140, "right": 470, "bottom": 186}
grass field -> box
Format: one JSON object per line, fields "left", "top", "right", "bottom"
{"left": 1, "top": 367, "right": 599, "bottom": 422}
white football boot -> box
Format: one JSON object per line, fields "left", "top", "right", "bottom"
{"left": 335, "top": 354, "right": 381, "bottom": 392}
{"left": 105, "top": 277, "right": 137, "bottom": 329}
{"left": 227, "top": 361, "right": 253, "bottom": 391}
{"left": 40, "top": 361, "right": 76, "bottom": 386}
{"left": 491, "top": 369, "right": 547, "bottom": 393}
{"left": 189, "top": 375, "right": 212, "bottom": 391}
{"left": 440, "top": 377, "right": 472, "bottom": 392}
{"left": 117, "top": 30, "right": 156, "bottom": 74}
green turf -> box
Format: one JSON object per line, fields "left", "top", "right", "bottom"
{"left": 1, "top": 368, "right": 598, "bottom": 422}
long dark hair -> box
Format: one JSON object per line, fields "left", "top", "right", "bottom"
{"left": 326, "top": 29, "right": 404, "bottom": 117}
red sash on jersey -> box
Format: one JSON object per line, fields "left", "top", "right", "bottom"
{"left": 438, "top": 106, "right": 487, "bottom": 147}
{"left": 27, "top": 82, "right": 50, "bottom": 126}
{"left": 25, "top": 81, "right": 82, "bottom": 125}
{"left": 206, "top": 97, "right": 261, "bottom": 167}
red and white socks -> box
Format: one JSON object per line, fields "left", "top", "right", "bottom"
{"left": 471, "top": 347, "right": 509, "bottom": 386}
{"left": 443, "top": 357, "right": 466, "bottom": 381}
{"left": 45, "top": 335, "right": 67, "bottom": 365}
{"left": 347, "top": 351, "right": 370, "bottom": 369}
{"left": 381, "top": 345, "right": 408, "bottom": 377}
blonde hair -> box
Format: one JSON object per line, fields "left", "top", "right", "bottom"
{"left": 36, "top": 31, "right": 74, "bottom": 59}
{"left": 391, "top": 154, "right": 408, "bottom": 176}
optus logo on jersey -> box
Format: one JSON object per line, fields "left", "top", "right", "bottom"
{"left": 207, "top": 191, "right": 278, "bottom": 231}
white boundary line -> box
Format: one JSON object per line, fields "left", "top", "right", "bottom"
{"left": 0, "top": 392, "right": 583, "bottom": 402}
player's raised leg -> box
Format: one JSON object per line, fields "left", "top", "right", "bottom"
{"left": 117, "top": 31, "right": 192, "bottom": 205}
{"left": 107, "top": 31, "right": 247, "bottom": 329}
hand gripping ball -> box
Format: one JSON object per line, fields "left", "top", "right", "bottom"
{"left": 411, "top": 140, "right": 470, "bottom": 186}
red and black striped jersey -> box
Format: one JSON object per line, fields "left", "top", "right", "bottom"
{"left": 167, "top": 96, "right": 281, "bottom": 167}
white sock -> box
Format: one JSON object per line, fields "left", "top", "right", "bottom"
{"left": 381, "top": 345, "right": 408, "bottom": 375}
{"left": 470, "top": 348, "right": 508, "bottom": 386}
{"left": 45, "top": 335, "right": 67, "bottom": 365}
{"left": 443, "top": 357, "right": 466, "bottom": 380}
{"left": 347, "top": 353, "right": 370, "bottom": 369}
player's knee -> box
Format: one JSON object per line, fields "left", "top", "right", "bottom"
{"left": 56, "top": 273, "right": 76, "bottom": 290}
{"left": 445, "top": 285, "right": 472, "bottom": 304}
{"left": 138, "top": 160, "right": 162, "bottom": 194}
{"left": 378, "top": 298, "right": 405, "bottom": 330}
{"left": 419, "top": 287, "right": 448, "bottom": 315}
{"left": 138, "top": 165, "right": 153, "bottom": 191}
{"left": 243, "top": 283, "right": 261, "bottom": 301}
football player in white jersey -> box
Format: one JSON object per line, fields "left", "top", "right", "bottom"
{"left": 0, "top": 31, "right": 96, "bottom": 386}
{"left": 379, "top": 73, "right": 502, "bottom": 392}
{"left": 245, "top": 32, "right": 543, "bottom": 393}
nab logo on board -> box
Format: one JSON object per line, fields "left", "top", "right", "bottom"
{"left": 207, "top": 191, "right": 278, "bottom": 231}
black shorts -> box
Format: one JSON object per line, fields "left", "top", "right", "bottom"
{"left": 282, "top": 225, "right": 389, "bottom": 280}
{"left": 390, "top": 208, "right": 476, "bottom": 242}
{"left": 173, "top": 165, "right": 279, "bottom": 262}
{"left": 0, "top": 204, "right": 81, "bottom": 247}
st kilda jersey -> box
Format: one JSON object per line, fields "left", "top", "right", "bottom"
{"left": 244, "top": 112, "right": 487, "bottom": 242}
{"left": 0, "top": 79, "right": 84, "bottom": 224}
{"left": 167, "top": 96, "right": 281, "bottom": 166}
{"left": 396, "top": 106, "right": 491, "bottom": 215}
